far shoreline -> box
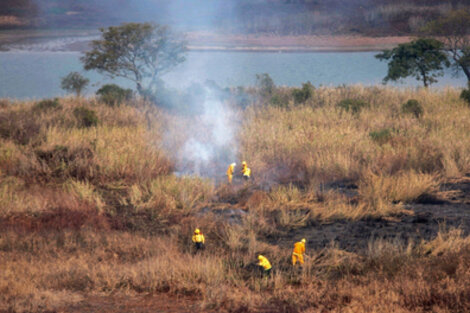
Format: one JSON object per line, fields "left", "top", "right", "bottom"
{"left": 0, "top": 29, "right": 413, "bottom": 53}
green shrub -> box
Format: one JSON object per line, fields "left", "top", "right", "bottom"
{"left": 256, "top": 73, "right": 275, "bottom": 98}
{"left": 337, "top": 98, "right": 368, "bottom": 114}
{"left": 292, "top": 82, "right": 314, "bottom": 104}
{"left": 270, "top": 94, "right": 289, "bottom": 108}
{"left": 401, "top": 99, "right": 423, "bottom": 118}
{"left": 369, "top": 128, "right": 393, "bottom": 145}
{"left": 460, "top": 88, "right": 470, "bottom": 105}
{"left": 73, "top": 107, "right": 99, "bottom": 128}
{"left": 33, "top": 98, "right": 62, "bottom": 111}
{"left": 96, "top": 84, "right": 133, "bottom": 106}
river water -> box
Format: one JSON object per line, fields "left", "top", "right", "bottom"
{"left": 0, "top": 50, "right": 467, "bottom": 99}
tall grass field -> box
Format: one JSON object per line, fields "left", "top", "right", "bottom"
{"left": 1, "top": 85, "right": 470, "bottom": 312}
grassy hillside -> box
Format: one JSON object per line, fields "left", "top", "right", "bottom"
{"left": 1, "top": 86, "right": 470, "bottom": 312}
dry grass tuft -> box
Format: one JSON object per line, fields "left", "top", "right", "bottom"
{"left": 358, "top": 170, "right": 440, "bottom": 207}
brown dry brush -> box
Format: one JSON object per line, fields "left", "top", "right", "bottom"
{"left": 0, "top": 87, "right": 470, "bottom": 312}
{"left": 1, "top": 229, "right": 470, "bottom": 313}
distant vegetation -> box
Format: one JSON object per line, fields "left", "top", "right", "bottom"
{"left": 82, "top": 23, "right": 186, "bottom": 98}
{"left": 1, "top": 85, "right": 470, "bottom": 312}
{"left": 424, "top": 9, "right": 470, "bottom": 84}
{"left": 2, "top": 0, "right": 470, "bottom": 36}
{"left": 376, "top": 38, "right": 450, "bottom": 87}
{"left": 61, "top": 72, "right": 89, "bottom": 98}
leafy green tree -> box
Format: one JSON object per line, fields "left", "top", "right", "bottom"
{"left": 61, "top": 72, "right": 89, "bottom": 97}
{"left": 81, "top": 23, "right": 186, "bottom": 97}
{"left": 375, "top": 38, "right": 449, "bottom": 87}
{"left": 424, "top": 10, "right": 470, "bottom": 86}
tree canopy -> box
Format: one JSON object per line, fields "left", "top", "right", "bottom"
{"left": 376, "top": 38, "right": 449, "bottom": 87}
{"left": 424, "top": 10, "right": 470, "bottom": 85}
{"left": 81, "top": 22, "right": 186, "bottom": 97}
{"left": 61, "top": 72, "right": 89, "bottom": 97}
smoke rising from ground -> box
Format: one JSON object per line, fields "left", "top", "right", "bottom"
{"left": 154, "top": 1, "right": 241, "bottom": 179}
{"left": 163, "top": 84, "right": 239, "bottom": 180}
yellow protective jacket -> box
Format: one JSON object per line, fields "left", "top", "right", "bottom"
{"left": 258, "top": 255, "right": 272, "bottom": 270}
{"left": 293, "top": 241, "right": 305, "bottom": 256}
{"left": 242, "top": 167, "right": 251, "bottom": 177}
{"left": 192, "top": 233, "right": 205, "bottom": 244}
{"left": 227, "top": 164, "right": 235, "bottom": 176}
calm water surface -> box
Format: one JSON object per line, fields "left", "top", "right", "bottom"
{"left": 0, "top": 51, "right": 467, "bottom": 99}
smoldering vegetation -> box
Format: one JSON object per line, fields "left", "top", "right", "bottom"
{"left": 1, "top": 85, "right": 470, "bottom": 312}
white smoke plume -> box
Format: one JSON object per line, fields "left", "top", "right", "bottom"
{"left": 157, "top": 0, "right": 240, "bottom": 180}
{"left": 166, "top": 85, "right": 239, "bottom": 180}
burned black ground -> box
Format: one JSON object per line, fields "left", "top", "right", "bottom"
{"left": 274, "top": 176, "right": 470, "bottom": 252}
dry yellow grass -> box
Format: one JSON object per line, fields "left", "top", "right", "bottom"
{"left": 242, "top": 86, "right": 470, "bottom": 183}
{"left": 1, "top": 86, "right": 470, "bottom": 312}
{"left": 358, "top": 170, "right": 439, "bottom": 207}
{"left": 1, "top": 228, "right": 469, "bottom": 312}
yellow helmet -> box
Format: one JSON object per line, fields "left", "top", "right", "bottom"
{"left": 195, "top": 228, "right": 200, "bottom": 234}
{"left": 258, "top": 255, "right": 263, "bottom": 260}
{"left": 242, "top": 161, "right": 247, "bottom": 165}
{"left": 301, "top": 238, "right": 306, "bottom": 243}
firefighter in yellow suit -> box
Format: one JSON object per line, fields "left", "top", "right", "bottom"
{"left": 257, "top": 254, "right": 272, "bottom": 276}
{"left": 226, "top": 163, "right": 236, "bottom": 184}
{"left": 192, "top": 228, "right": 205, "bottom": 251}
{"left": 241, "top": 161, "right": 251, "bottom": 181}
{"left": 292, "top": 238, "right": 306, "bottom": 266}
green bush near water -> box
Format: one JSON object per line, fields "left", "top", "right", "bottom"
{"left": 33, "top": 98, "right": 62, "bottom": 111}
{"left": 269, "top": 94, "right": 289, "bottom": 108}
{"left": 337, "top": 98, "right": 368, "bottom": 114}
{"left": 96, "top": 84, "right": 133, "bottom": 107}
{"left": 292, "top": 82, "right": 314, "bottom": 104}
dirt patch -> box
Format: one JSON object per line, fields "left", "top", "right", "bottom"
{"left": 63, "top": 294, "right": 199, "bottom": 313}
{"left": 0, "top": 209, "right": 109, "bottom": 233}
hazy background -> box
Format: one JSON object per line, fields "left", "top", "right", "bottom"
{"left": 2, "top": 0, "right": 469, "bottom": 177}
{"left": 1, "top": 0, "right": 470, "bottom": 35}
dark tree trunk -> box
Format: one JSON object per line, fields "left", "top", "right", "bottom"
{"left": 136, "top": 82, "right": 143, "bottom": 96}
{"left": 421, "top": 70, "right": 429, "bottom": 88}
{"left": 460, "top": 63, "right": 470, "bottom": 87}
